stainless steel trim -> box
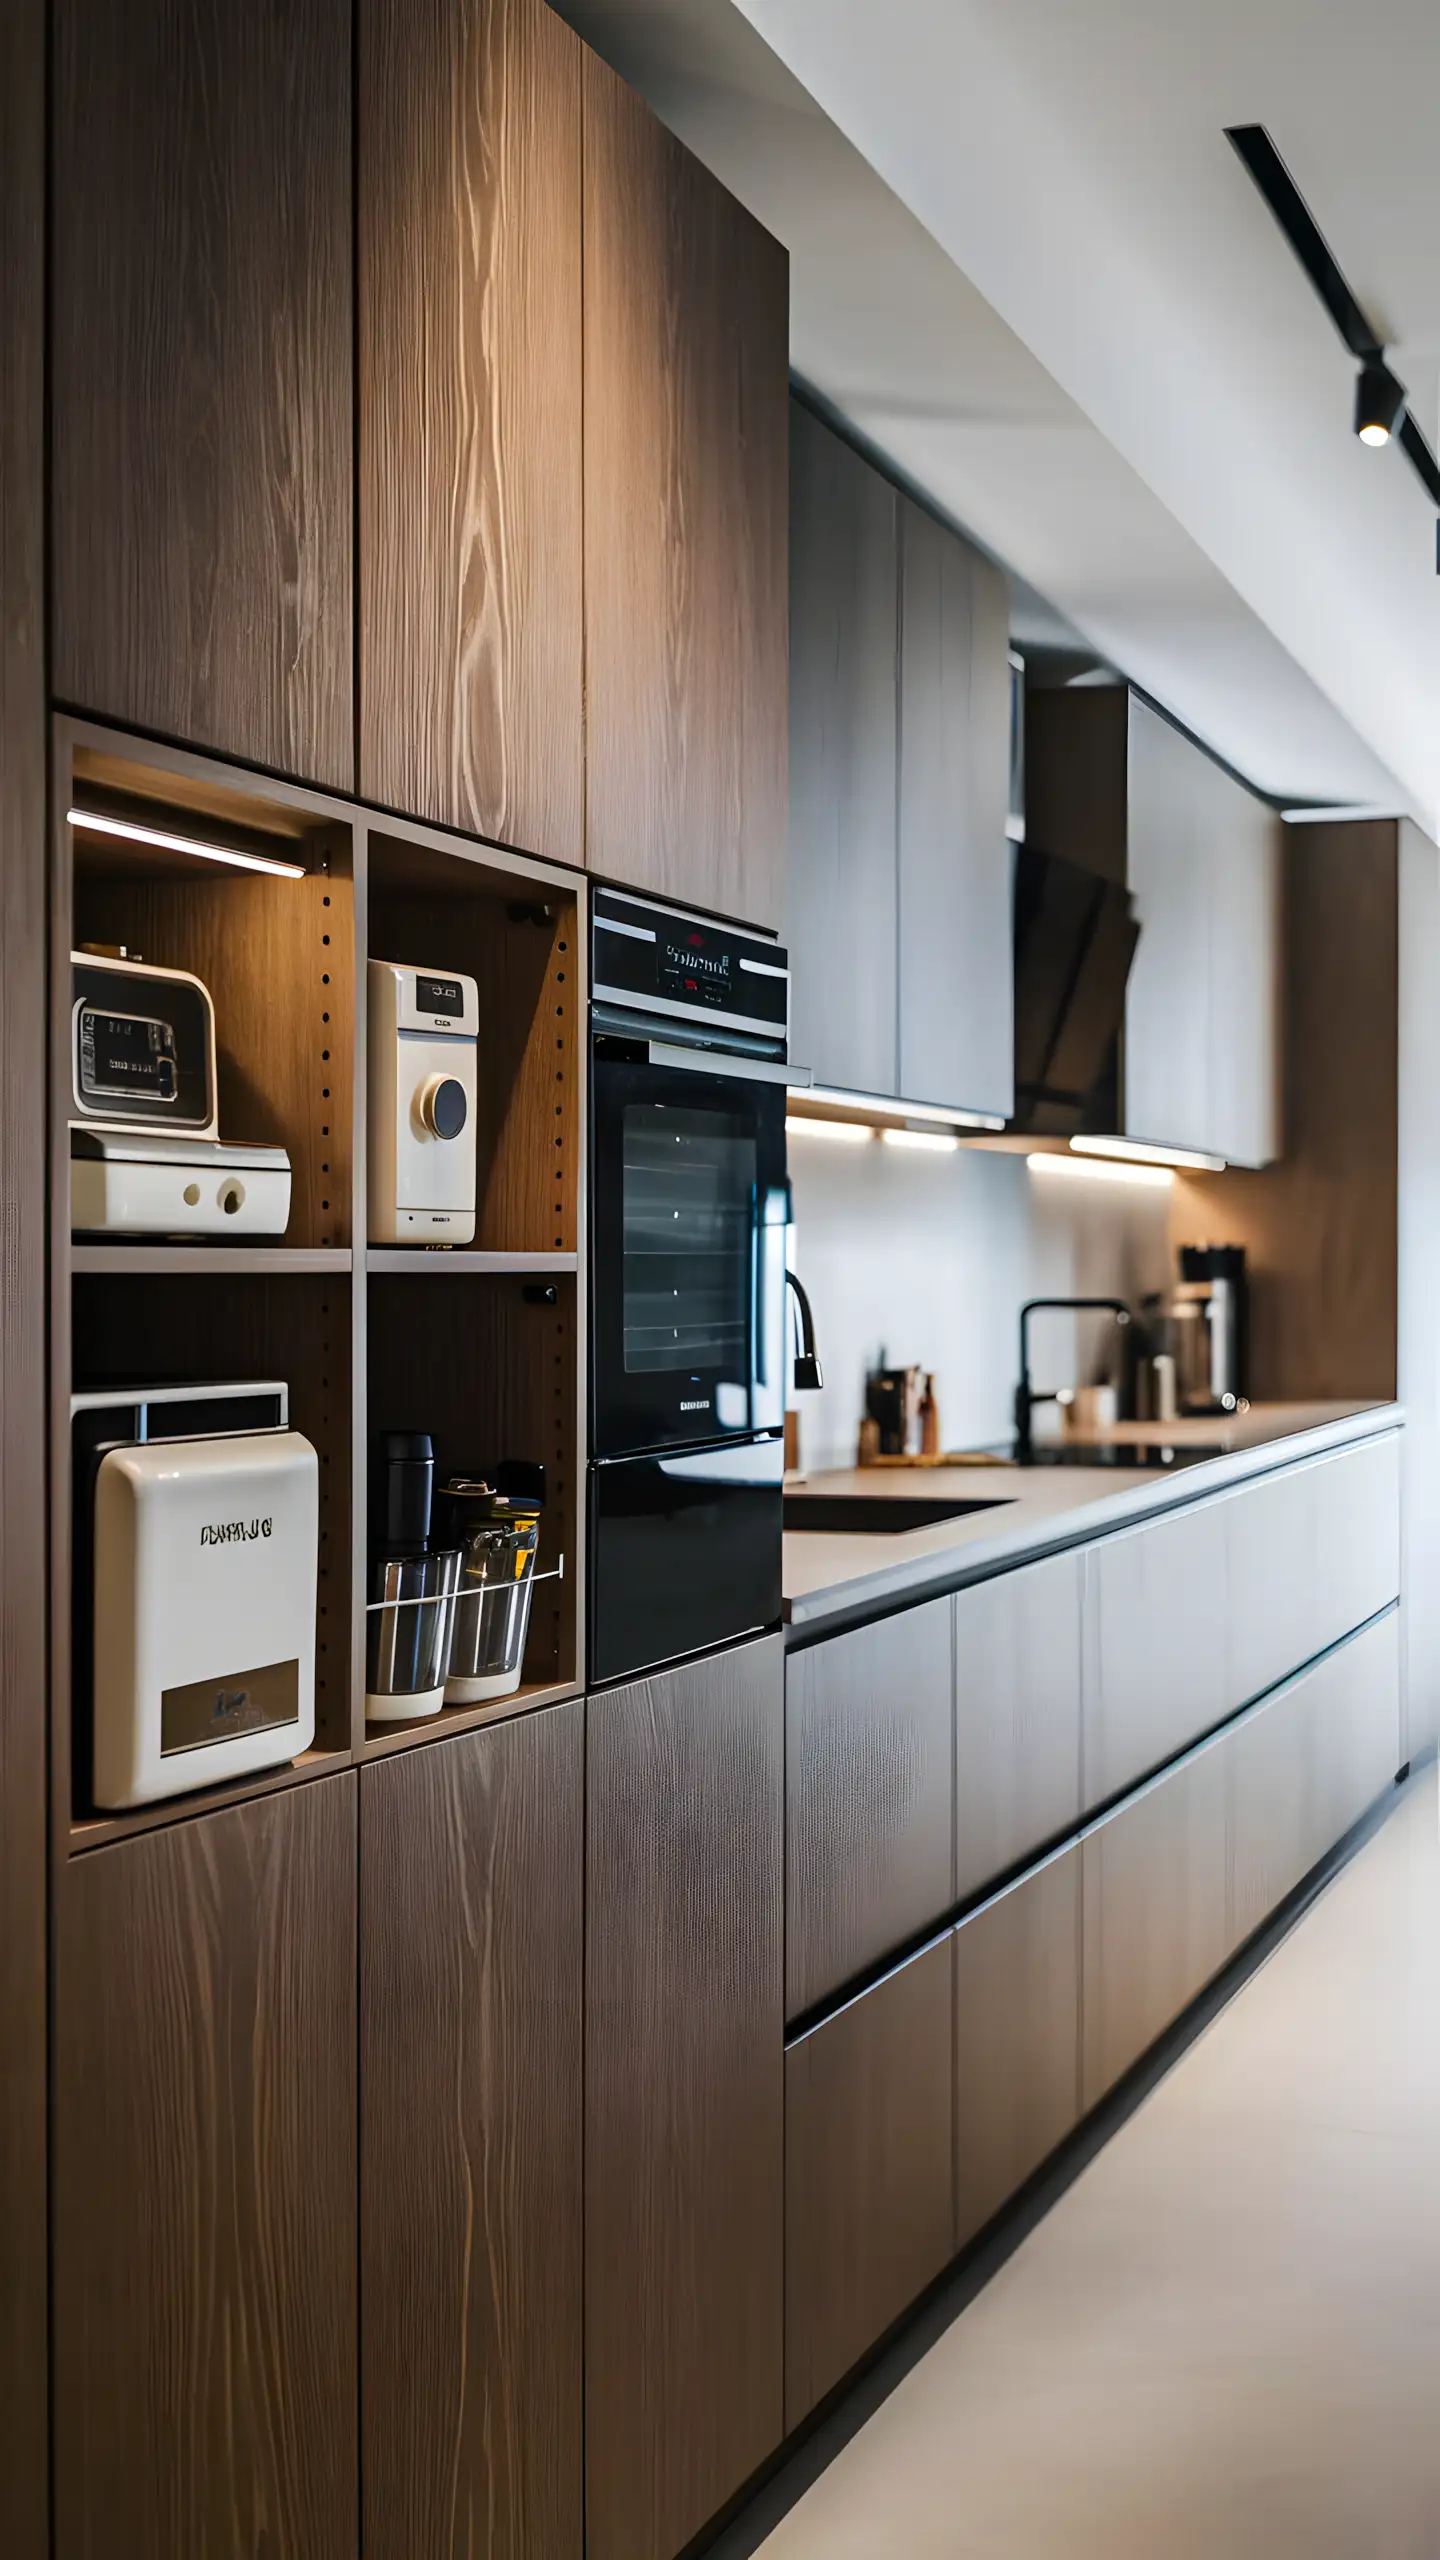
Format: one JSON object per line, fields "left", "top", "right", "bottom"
{"left": 648, "top": 1041, "right": 796, "bottom": 1087}
{"left": 738, "top": 955, "right": 789, "bottom": 980}
{"left": 593, "top": 914, "right": 657, "bottom": 943}
{"left": 592, "top": 980, "right": 783, "bottom": 1041}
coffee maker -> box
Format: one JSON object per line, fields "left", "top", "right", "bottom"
{"left": 1170, "top": 1244, "right": 1248, "bottom": 1415}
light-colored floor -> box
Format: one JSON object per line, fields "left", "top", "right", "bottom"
{"left": 757, "top": 1769, "right": 1440, "bottom": 2559}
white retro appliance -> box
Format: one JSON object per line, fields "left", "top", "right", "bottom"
{"left": 73, "top": 1381, "right": 318, "bottom": 1809}
{"left": 69, "top": 950, "right": 291, "bottom": 1238}
{"left": 367, "top": 960, "right": 479, "bottom": 1245}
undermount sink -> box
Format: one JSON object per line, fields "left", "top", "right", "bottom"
{"left": 783, "top": 1492, "right": 1015, "bottom": 1536}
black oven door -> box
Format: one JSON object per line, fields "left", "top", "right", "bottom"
{"left": 591, "top": 1033, "right": 789, "bottom": 1459}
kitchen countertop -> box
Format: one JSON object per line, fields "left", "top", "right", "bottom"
{"left": 783, "top": 1401, "right": 1401, "bottom": 1639}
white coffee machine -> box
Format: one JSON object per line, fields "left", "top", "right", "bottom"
{"left": 367, "top": 961, "right": 479, "bottom": 1245}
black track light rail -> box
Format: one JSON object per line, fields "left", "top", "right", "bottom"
{"left": 1226, "top": 121, "right": 1440, "bottom": 565}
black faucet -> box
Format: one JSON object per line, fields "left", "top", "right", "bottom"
{"left": 786, "top": 1269, "right": 824, "bottom": 1392}
{"left": 1015, "top": 1298, "right": 1131, "bottom": 1464}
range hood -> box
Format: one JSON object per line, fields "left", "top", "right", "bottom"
{"left": 1011, "top": 843, "right": 1139, "bottom": 1135}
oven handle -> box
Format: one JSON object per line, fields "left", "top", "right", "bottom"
{"left": 645, "top": 1041, "right": 809, "bottom": 1088}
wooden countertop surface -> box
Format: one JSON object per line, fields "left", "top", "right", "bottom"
{"left": 783, "top": 1401, "right": 1401, "bottom": 1639}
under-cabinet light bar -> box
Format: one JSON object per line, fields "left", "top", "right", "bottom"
{"left": 785, "top": 1114, "right": 872, "bottom": 1145}
{"left": 882, "top": 1127, "right": 960, "bottom": 1154}
{"left": 794, "top": 1081, "right": 1006, "bottom": 1132}
{"left": 1028, "top": 1153, "right": 1172, "bottom": 1191}
{"left": 68, "top": 807, "right": 307, "bottom": 880}
{"left": 1069, "top": 1135, "right": 1225, "bottom": 1174}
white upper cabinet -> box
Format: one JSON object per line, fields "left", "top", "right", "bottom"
{"left": 1125, "top": 699, "right": 1280, "bottom": 1167}
{"left": 787, "top": 404, "right": 1014, "bottom": 1120}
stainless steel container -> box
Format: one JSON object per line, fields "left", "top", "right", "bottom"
{"left": 365, "top": 1548, "right": 460, "bottom": 1721}
{"left": 442, "top": 1481, "right": 542, "bottom": 1705}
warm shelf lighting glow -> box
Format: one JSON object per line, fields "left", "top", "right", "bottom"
{"left": 785, "top": 1114, "right": 872, "bottom": 1145}
{"left": 1028, "top": 1152, "right": 1172, "bottom": 1191}
{"left": 1069, "top": 1135, "right": 1226, "bottom": 1174}
{"left": 882, "top": 1127, "right": 960, "bottom": 1154}
{"left": 67, "top": 807, "right": 307, "bottom": 880}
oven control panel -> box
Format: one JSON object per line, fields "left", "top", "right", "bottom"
{"left": 592, "top": 888, "right": 788, "bottom": 1040}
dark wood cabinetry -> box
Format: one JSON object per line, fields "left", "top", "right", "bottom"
{"left": 0, "top": 7, "right": 48, "bottom": 2551}
{"left": 53, "top": 1777, "right": 358, "bottom": 2560}
{"left": 582, "top": 52, "right": 789, "bottom": 931}
{"left": 586, "top": 1635, "right": 784, "bottom": 2560}
{"left": 785, "top": 1935, "right": 954, "bottom": 2426}
{"left": 52, "top": 0, "right": 354, "bottom": 788}
{"left": 788, "top": 401, "right": 899, "bottom": 1090}
{"left": 786, "top": 1598, "right": 954, "bottom": 2019}
{"left": 359, "top": 0, "right": 584, "bottom": 863}
{"left": 360, "top": 1704, "right": 583, "bottom": 2560}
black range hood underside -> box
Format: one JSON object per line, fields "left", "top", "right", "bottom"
{"left": 1011, "top": 841, "right": 1140, "bottom": 1136}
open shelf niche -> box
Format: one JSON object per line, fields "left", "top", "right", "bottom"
{"left": 52, "top": 725, "right": 591, "bottom": 1844}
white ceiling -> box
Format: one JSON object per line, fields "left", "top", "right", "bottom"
{"left": 556, "top": 0, "right": 1440, "bottom": 823}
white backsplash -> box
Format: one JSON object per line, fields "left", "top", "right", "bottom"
{"left": 786, "top": 1138, "right": 1173, "bottom": 1474}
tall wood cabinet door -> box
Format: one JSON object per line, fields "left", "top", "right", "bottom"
{"left": 54, "top": 1777, "right": 358, "bottom": 2560}
{"left": 1083, "top": 1495, "right": 1230, "bottom": 1806}
{"left": 582, "top": 52, "right": 789, "bottom": 931}
{"left": 786, "top": 1599, "right": 953, "bottom": 2020}
{"left": 360, "top": 1705, "right": 583, "bottom": 2560}
{"left": 955, "top": 1552, "right": 1083, "bottom": 1901}
{"left": 358, "top": 0, "right": 584, "bottom": 862}
{"left": 0, "top": 5, "right": 48, "bottom": 2552}
{"left": 954, "top": 1841, "right": 1081, "bottom": 2247}
{"left": 787, "top": 401, "right": 899, "bottom": 1093}
{"left": 785, "top": 1936, "right": 954, "bottom": 2427}
{"left": 1081, "top": 1736, "right": 1229, "bottom": 2109}
{"left": 52, "top": 0, "right": 353, "bottom": 787}
{"left": 586, "top": 1635, "right": 784, "bottom": 2560}
{"left": 897, "top": 496, "right": 1013, "bottom": 1120}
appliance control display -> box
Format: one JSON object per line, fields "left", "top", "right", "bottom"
{"left": 79, "top": 1006, "right": 179, "bottom": 1104}
{"left": 416, "top": 972, "right": 465, "bottom": 1017}
{"left": 660, "top": 928, "right": 734, "bottom": 1007}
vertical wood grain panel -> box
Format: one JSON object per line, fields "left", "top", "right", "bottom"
{"left": 785, "top": 1599, "right": 953, "bottom": 2019}
{"left": 582, "top": 52, "right": 789, "bottom": 930}
{"left": 787, "top": 399, "right": 898, "bottom": 1093}
{"left": 954, "top": 1552, "right": 1083, "bottom": 1900}
{"left": 954, "top": 1844, "right": 1081, "bottom": 2245}
{"left": 586, "top": 1634, "right": 784, "bottom": 2560}
{"left": 784, "top": 1938, "right": 954, "bottom": 2426}
{"left": 52, "top": 0, "right": 353, "bottom": 785}
{"left": 361, "top": 1706, "right": 583, "bottom": 2559}
{"left": 0, "top": 0, "right": 49, "bottom": 2545}
{"left": 359, "top": 0, "right": 584, "bottom": 861}
{"left": 54, "top": 1777, "right": 359, "bottom": 2560}
{"left": 1083, "top": 1496, "right": 1230, "bottom": 1806}
{"left": 1170, "top": 820, "right": 1398, "bottom": 1398}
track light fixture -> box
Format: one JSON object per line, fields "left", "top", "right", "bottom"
{"left": 1227, "top": 123, "right": 1440, "bottom": 565}
{"left": 1354, "top": 357, "right": 1406, "bottom": 448}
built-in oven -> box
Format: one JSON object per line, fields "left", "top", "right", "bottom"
{"left": 588, "top": 887, "right": 795, "bottom": 1686}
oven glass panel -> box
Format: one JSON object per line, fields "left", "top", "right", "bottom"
{"left": 622, "top": 1103, "right": 755, "bottom": 1377}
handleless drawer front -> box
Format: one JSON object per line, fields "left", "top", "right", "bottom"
{"left": 954, "top": 1839, "right": 1081, "bottom": 2247}
{"left": 784, "top": 1935, "right": 954, "bottom": 2426}
{"left": 954, "top": 1551, "right": 1082, "bottom": 1901}
{"left": 1084, "top": 1496, "right": 1229, "bottom": 1807}
{"left": 786, "top": 1599, "right": 953, "bottom": 2019}
{"left": 1226, "top": 1435, "right": 1401, "bottom": 1711}
{"left": 1081, "top": 1731, "right": 1230, "bottom": 2109}
{"left": 1305, "top": 1606, "right": 1401, "bottom": 1857}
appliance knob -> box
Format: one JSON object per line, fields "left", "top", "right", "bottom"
{"left": 418, "top": 1073, "right": 468, "bottom": 1141}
